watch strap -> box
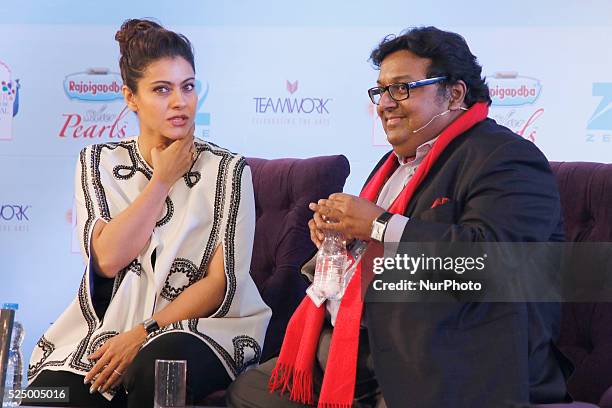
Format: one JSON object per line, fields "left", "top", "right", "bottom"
{"left": 376, "top": 211, "right": 393, "bottom": 224}
{"left": 370, "top": 211, "right": 394, "bottom": 242}
{"left": 142, "top": 318, "right": 159, "bottom": 334}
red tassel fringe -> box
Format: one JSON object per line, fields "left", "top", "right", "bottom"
{"left": 269, "top": 363, "right": 315, "bottom": 405}
{"left": 268, "top": 362, "right": 290, "bottom": 394}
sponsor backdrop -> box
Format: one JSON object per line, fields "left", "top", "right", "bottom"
{"left": 1, "top": 0, "right": 611, "bottom": 367}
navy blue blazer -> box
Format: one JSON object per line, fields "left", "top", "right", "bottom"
{"left": 364, "top": 118, "right": 569, "bottom": 407}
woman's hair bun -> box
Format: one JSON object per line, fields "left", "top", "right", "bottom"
{"left": 115, "top": 18, "right": 195, "bottom": 91}
{"left": 115, "top": 19, "right": 163, "bottom": 55}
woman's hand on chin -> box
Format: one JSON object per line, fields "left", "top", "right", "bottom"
{"left": 151, "top": 123, "right": 196, "bottom": 188}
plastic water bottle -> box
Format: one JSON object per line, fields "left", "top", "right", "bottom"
{"left": 313, "top": 230, "right": 348, "bottom": 300}
{"left": 2, "top": 304, "right": 23, "bottom": 408}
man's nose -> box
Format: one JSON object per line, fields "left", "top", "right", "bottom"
{"left": 379, "top": 90, "right": 398, "bottom": 110}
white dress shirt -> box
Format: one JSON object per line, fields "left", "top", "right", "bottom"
{"left": 326, "top": 137, "right": 438, "bottom": 325}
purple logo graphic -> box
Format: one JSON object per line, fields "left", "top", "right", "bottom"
{"left": 0, "top": 204, "right": 30, "bottom": 221}
{"left": 286, "top": 80, "right": 298, "bottom": 94}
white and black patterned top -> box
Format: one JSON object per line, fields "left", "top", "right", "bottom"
{"left": 28, "top": 137, "right": 271, "bottom": 400}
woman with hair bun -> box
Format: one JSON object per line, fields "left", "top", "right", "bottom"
{"left": 27, "top": 18, "right": 271, "bottom": 407}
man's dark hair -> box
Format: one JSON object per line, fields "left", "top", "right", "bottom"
{"left": 370, "top": 26, "right": 491, "bottom": 106}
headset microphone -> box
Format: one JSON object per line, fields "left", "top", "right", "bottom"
{"left": 411, "top": 107, "right": 468, "bottom": 134}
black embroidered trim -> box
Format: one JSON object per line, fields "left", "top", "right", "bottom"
{"left": 160, "top": 258, "right": 200, "bottom": 301}
{"left": 112, "top": 165, "right": 136, "bottom": 180}
{"left": 156, "top": 197, "right": 174, "bottom": 228}
{"left": 213, "top": 158, "right": 245, "bottom": 318}
{"left": 122, "top": 140, "right": 153, "bottom": 180}
{"left": 183, "top": 141, "right": 206, "bottom": 188}
{"left": 206, "top": 141, "right": 238, "bottom": 156}
{"left": 130, "top": 141, "right": 154, "bottom": 178}
{"left": 184, "top": 145, "right": 203, "bottom": 189}
{"left": 91, "top": 144, "right": 112, "bottom": 222}
{"left": 233, "top": 335, "right": 262, "bottom": 374}
{"left": 186, "top": 319, "right": 261, "bottom": 377}
{"left": 111, "top": 259, "right": 141, "bottom": 299}
{"left": 87, "top": 331, "right": 119, "bottom": 357}
{"left": 187, "top": 320, "right": 239, "bottom": 377}
{"left": 111, "top": 269, "right": 126, "bottom": 300}
{"left": 69, "top": 273, "right": 99, "bottom": 372}
{"left": 112, "top": 140, "right": 152, "bottom": 180}
{"left": 29, "top": 336, "right": 54, "bottom": 372}
{"left": 27, "top": 336, "right": 69, "bottom": 379}
{"left": 80, "top": 149, "right": 95, "bottom": 258}
{"left": 193, "top": 141, "right": 229, "bottom": 283}
{"left": 126, "top": 259, "right": 142, "bottom": 276}
{"left": 92, "top": 140, "right": 174, "bottom": 228}
{"left": 29, "top": 269, "right": 100, "bottom": 379}
{"left": 183, "top": 170, "right": 201, "bottom": 188}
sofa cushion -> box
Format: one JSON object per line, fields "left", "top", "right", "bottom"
{"left": 550, "top": 161, "right": 612, "bottom": 405}
{"left": 549, "top": 162, "right": 612, "bottom": 242}
{"left": 246, "top": 155, "right": 350, "bottom": 361}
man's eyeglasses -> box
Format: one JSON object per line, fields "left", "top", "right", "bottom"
{"left": 367, "top": 76, "right": 447, "bottom": 105}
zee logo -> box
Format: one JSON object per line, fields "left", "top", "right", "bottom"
{"left": 0, "top": 205, "right": 31, "bottom": 221}
{"left": 195, "top": 80, "right": 210, "bottom": 126}
{"left": 588, "top": 83, "right": 612, "bottom": 131}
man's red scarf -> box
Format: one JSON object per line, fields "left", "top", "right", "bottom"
{"left": 269, "top": 102, "right": 489, "bottom": 407}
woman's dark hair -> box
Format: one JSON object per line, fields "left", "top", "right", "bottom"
{"left": 370, "top": 26, "right": 491, "bottom": 106}
{"left": 115, "top": 18, "right": 195, "bottom": 92}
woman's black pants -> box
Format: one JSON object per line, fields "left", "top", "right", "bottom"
{"left": 27, "top": 332, "right": 231, "bottom": 407}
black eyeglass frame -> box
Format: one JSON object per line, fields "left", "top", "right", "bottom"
{"left": 368, "top": 76, "right": 448, "bottom": 105}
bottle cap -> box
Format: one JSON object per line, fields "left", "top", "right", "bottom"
{"left": 2, "top": 303, "right": 18, "bottom": 310}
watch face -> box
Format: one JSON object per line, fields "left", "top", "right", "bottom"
{"left": 371, "top": 222, "right": 385, "bottom": 241}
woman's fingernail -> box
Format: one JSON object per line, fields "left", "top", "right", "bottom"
{"left": 83, "top": 377, "right": 89, "bottom": 385}
{"left": 89, "top": 385, "right": 97, "bottom": 394}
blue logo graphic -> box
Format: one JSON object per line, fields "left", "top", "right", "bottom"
{"left": 587, "top": 83, "right": 612, "bottom": 131}
{"left": 195, "top": 80, "right": 210, "bottom": 126}
{"left": 12, "top": 79, "right": 20, "bottom": 116}
{"left": 63, "top": 71, "right": 123, "bottom": 102}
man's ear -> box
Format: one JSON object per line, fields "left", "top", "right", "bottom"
{"left": 122, "top": 85, "right": 138, "bottom": 112}
{"left": 448, "top": 80, "right": 467, "bottom": 110}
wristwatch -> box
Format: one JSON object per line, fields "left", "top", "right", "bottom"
{"left": 142, "top": 318, "right": 160, "bottom": 335}
{"left": 370, "top": 212, "right": 393, "bottom": 242}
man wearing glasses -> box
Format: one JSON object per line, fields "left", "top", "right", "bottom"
{"left": 228, "top": 26, "right": 569, "bottom": 407}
